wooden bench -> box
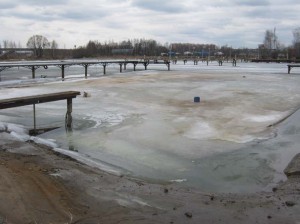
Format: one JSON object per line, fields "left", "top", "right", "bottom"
{"left": 287, "top": 64, "right": 300, "bottom": 74}
{"left": 0, "top": 91, "right": 81, "bottom": 132}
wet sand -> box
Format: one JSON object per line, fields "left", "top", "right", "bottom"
{"left": 0, "top": 131, "right": 300, "bottom": 224}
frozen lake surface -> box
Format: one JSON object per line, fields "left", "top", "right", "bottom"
{"left": 1, "top": 61, "right": 300, "bottom": 193}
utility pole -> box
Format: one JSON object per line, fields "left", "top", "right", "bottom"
{"left": 273, "top": 27, "right": 277, "bottom": 50}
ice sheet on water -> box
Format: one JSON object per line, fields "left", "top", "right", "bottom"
{"left": 2, "top": 62, "right": 300, "bottom": 193}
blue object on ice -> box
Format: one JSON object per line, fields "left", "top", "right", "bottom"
{"left": 194, "top": 96, "right": 200, "bottom": 103}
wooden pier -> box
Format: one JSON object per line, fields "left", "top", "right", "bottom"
{"left": 0, "top": 91, "right": 81, "bottom": 133}
{"left": 0, "top": 59, "right": 171, "bottom": 80}
{"left": 287, "top": 64, "right": 300, "bottom": 74}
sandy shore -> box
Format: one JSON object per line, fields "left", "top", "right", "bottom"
{"left": 0, "top": 131, "right": 300, "bottom": 224}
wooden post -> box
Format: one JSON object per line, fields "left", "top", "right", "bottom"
{"left": 32, "top": 66, "right": 35, "bottom": 79}
{"left": 133, "top": 63, "right": 137, "bottom": 71}
{"left": 119, "top": 63, "right": 123, "bottom": 73}
{"left": 61, "top": 65, "right": 65, "bottom": 80}
{"left": 33, "top": 104, "right": 36, "bottom": 133}
{"left": 66, "top": 98, "right": 72, "bottom": 129}
{"left": 143, "top": 62, "right": 148, "bottom": 70}
{"left": 84, "top": 64, "right": 88, "bottom": 79}
{"left": 124, "top": 63, "right": 127, "bottom": 70}
{"left": 103, "top": 64, "right": 106, "bottom": 75}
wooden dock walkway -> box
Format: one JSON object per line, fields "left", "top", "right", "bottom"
{"left": 0, "top": 59, "right": 171, "bottom": 80}
{"left": 287, "top": 64, "right": 300, "bottom": 74}
{"left": 0, "top": 91, "right": 81, "bottom": 133}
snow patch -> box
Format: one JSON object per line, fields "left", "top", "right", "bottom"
{"left": 30, "top": 136, "right": 58, "bottom": 148}
{"left": 244, "top": 114, "right": 283, "bottom": 123}
{"left": 170, "top": 179, "right": 187, "bottom": 183}
{"left": 10, "top": 131, "right": 31, "bottom": 142}
{"left": 184, "top": 121, "right": 216, "bottom": 140}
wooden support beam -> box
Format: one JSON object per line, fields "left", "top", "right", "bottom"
{"left": 119, "top": 63, "right": 123, "bottom": 73}
{"left": 33, "top": 104, "right": 36, "bottom": 132}
{"left": 0, "top": 91, "right": 81, "bottom": 109}
{"left": 66, "top": 98, "right": 73, "bottom": 129}
{"left": 143, "top": 62, "right": 148, "bottom": 70}
{"left": 32, "top": 66, "right": 35, "bottom": 79}
{"left": 84, "top": 64, "right": 88, "bottom": 78}
{"left": 103, "top": 64, "right": 107, "bottom": 75}
{"left": 61, "top": 64, "right": 65, "bottom": 79}
{"left": 28, "top": 65, "right": 40, "bottom": 79}
{"left": 166, "top": 61, "right": 170, "bottom": 71}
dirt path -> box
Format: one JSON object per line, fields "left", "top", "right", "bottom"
{"left": 1, "top": 132, "right": 300, "bottom": 224}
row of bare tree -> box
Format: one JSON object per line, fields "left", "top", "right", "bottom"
{"left": 1, "top": 28, "right": 300, "bottom": 59}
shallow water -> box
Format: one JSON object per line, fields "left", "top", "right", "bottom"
{"left": 1, "top": 61, "right": 300, "bottom": 193}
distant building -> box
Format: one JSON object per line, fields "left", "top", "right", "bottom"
{"left": 168, "top": 51, "right": 176, "bottom": 57}
{"left": 194, "top": 50, "right": 209, "bottom": 57}
{"left": 183, "top": 51, "right": 193, "bottom": 56}
{"left": 215, "top": 51, "right": 224, "bottom": 56}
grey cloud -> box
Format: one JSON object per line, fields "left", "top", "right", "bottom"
{"left": 130, "top": 0, "right": 187, "bottom": 13}
{"left": 231, "top": 0, "right": 270, "bottom": 6}
{"left": 0, "top": 1, "right": 18, "bottom": 9}
{"left": 16, "top": 0, "right": 68, "bottom": 6}
{"left": 60, "top": 9, "right": 108, "bottom": 21}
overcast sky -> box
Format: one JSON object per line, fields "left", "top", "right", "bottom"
{"left": 1, "top": 0, "right": 300, "bottom": 49}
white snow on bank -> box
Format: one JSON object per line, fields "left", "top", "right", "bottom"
{"left": 52, "top": 147, "right": 122, "bottom": 176}
{"left": 10, "top": 131, "right": 31, "bottom": 142}
{"left": 170, "top": 179, "right": 187, "bottom": 183}
{"left": 6, "top": 123, "right": 28, "bottom": 134}
{"left": 0, "top": 121, "right": 123, "bottom": 176}
{"left": 0, "top": 122, "right": 58, "bottom": 148}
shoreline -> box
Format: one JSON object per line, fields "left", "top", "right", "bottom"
{"left": 1, "top": 131, "right": 300, "bottom": 223}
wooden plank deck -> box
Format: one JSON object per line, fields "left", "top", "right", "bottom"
{"left": 0, "top": 91, "right": 80, "bottom": 109}
{"left": 0, "top": 59, "right": 171, "bottom": 79}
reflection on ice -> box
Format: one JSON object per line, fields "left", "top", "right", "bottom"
{"left": 1, "top": 62, "right": 300, "bottom": 193}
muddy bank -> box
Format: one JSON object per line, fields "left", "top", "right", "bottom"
{"left": 0, "top": 132, "right": 300, "bottom": 224}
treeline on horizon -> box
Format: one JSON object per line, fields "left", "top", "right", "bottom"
{"left": 1, "top": 27, "right": 300, "bottom": 60}
{"left": 72, "top": 39, "right": 220, "bottom": 58}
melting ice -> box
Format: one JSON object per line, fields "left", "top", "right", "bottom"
{"left": 1, "top": 61, "right": 300, "bottom": 193}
